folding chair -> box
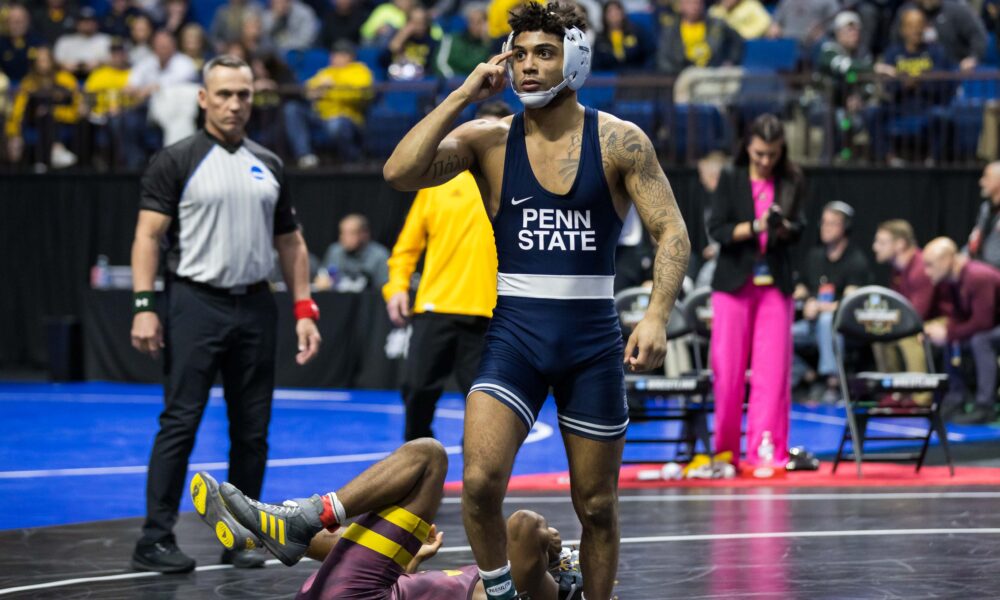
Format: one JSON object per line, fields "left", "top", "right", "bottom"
{"left": 832, "top": 286, "right": 954, "bottom": 478}
{"left": 617, "top": 287, "right": 713, "bottom": 463}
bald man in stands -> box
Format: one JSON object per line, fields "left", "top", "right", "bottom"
{"left": 967, "top": 162, "right": 1000, "bottom": 270}
{"left": 923, "top": 237, "right": 1000, "bottom": 424}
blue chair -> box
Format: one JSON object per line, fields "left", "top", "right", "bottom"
{"left": 577, "top": 74, "right": 617, "bottom": 111}
{"left": 627, "top": 11, "right": 658, "bottom": 47}
{"left": 285, "top": 49, "right": 331, "bottom": 83}
{"left": 667, "top": 104, "right": 728, "bottom": 160}
{"left": 742, "top": 38, "right": 799, "bottom": 71}
{"left": 985, "top": 35, "right": 1000, "bottom": 68}
{"left": 615, "top": 99, "right": 658, "bottom": 140}
{"left": 188, "top": 0, "right": 227, "bottom": 30}
{"left": 356, "top": 46, "right": 386, "bottom": 81}
{"left": 949, "top": 68, "right": 1000, "bottom": 158}
{"left": 735, "top": 67, "right": 788, "bottom": 124}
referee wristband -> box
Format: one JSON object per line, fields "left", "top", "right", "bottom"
{"left": 133, "top": 291, "right": 156, "bottom": 314}
{"left": 294, "top": 299, "right": 320, "bottom": 322}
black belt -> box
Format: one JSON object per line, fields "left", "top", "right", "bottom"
{"left": 172, "top": 276, "right": 270, "bottom": 296}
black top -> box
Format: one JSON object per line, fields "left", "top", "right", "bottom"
{"left": 801, "top": 243, "right": 873, "bottom": 301}
{"left": 139, "top": 130, "right": 299, "bottom": 288}
{"left": 708, "top": 167, "right": 807, "bottom": 296}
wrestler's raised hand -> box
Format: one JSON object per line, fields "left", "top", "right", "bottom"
{"left": 457, "top": 51, "right": 512, "bottom": 104}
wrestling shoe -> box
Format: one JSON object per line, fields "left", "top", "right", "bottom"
{"left": 550, "top": 547, "right": 584, "bottom": 600}
{"left": 189, "top": 472, "right": 262, "bottom": 555}
{"left": 219, "top": 482, "right": 324, "bottom": 566}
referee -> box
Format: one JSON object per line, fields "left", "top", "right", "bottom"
{"left": 129, "top": 55, "right": 321, "bottom": 573}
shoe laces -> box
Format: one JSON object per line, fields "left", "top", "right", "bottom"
{"left": 243, "top": 495, "right": 301, "bottom": 517}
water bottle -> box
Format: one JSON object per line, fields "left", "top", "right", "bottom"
{"left": 950, "top": 342, "right": 962, "bottom": 367}
{"left": 91, "top": 255, "right": 110, "bottom": 289}
{"left": 753, "top": 431, "right": 776, "bottom": 478}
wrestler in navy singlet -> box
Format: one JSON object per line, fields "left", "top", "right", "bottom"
{"left": 470, "top": 106, "right": 629, "bottom": 440}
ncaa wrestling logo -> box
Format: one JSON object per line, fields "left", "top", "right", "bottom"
{"left": 250, "top": 165, "right": 265, "bottom": 180}
{"left": 854, "top": 293, "right": 901, "bottom": 336}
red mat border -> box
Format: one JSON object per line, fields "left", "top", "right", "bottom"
{"left": 444, "top": 463, "right": 1000, "bottom": 492}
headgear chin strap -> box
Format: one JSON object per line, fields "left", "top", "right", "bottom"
{"left": 502, "top": 27, "right": 591, "bottom": 109}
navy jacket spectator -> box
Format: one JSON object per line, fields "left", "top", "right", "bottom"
{"left": 593, "top": 0, "right": 652, "bottom": 71}
{"left": 895, "top": 0, "right": 987, "bottom": 68}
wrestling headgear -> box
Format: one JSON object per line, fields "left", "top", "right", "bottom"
{"left": 502, "top": 26, "right": 591, "bottom": 109}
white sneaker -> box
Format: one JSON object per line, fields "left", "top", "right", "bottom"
{"left": 51, "top": 143, "right": 78, "bottom": 169}
{"left": 297, "top": 154, "right": 319, "bottom": 169}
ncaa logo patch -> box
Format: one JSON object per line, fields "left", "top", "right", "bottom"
{"left": 250, "top": 165, "right": 265, "bottom": 180}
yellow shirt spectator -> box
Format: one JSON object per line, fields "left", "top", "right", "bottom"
{"left": 708, "top": 0, "right": 772, "bottom": 40}
{"left": 488, "top": 0, "right": 524, "bottom": 39}
{"left": 307, "top": 61, "right": 374, "bottom": 124}
{"left": 84, "top": 65, "right": 132, "bottom": 118}
{"left": 6, "top": 69, "right": 80, "bottom": 138}
{"left": 383, "top": 170, "right": 498, "bottom": 318}
{"left": 680, "top": 21, "right": 711, "bottom": 67}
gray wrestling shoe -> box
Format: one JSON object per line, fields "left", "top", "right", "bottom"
{"left": 219, "top": 482, "right": 325, "bottom": 566}
{"left": 190, "top": 472, "right": 262, "bottom": 555}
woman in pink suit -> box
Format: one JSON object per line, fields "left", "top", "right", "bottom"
{"left": 707, "top": 114, "right": 807, "bottom": 467}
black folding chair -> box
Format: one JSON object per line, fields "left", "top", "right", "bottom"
{"left": 617, "top": 287, "right": 714, "bottom": 463}
{"left": 832, "top": 286, "right": 954, "bottom": 478}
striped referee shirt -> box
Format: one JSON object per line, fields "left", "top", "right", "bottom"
{"left": 139, "top": 130, "right": 299, "bottom": 289}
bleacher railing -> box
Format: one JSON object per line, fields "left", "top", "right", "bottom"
{"left": 1, "top": 70, "right": 998, "bottom": 172}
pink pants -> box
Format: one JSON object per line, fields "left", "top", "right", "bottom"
{"left": 710, "top": 282, "right": 794, "bottom": 467}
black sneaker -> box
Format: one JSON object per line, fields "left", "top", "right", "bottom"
{"left": 190, "top": 472, "right": 262, "bottom": 555}
{"left": 219, "top": 482, "right": 324, "bottom": 567}
{"left": 131, "top": 535, "right": 196, "bottom": 573}
{"left": 951, "top": 405, "right": 998, "bottom": 425}
{"left": 220, "top": 548, "right": 267, "bottom": 569}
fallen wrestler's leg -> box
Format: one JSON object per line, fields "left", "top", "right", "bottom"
{"left": 216, "top": 438, "right": 449, "bottom": 566}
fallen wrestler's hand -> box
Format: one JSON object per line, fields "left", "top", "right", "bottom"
{"left": 296, "top": 318, "right": 322, "bottom": 365}
{"left": 131, "top": 312, "right": 164, "bottom": 359}
{"left": 406, "top": 525, "right": 444, "bottom": 573}
{"left": 624, "top": 316, "right": 667, "bottom": 372}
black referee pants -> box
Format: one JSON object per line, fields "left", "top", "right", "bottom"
{"left": 402, "top": 312, "right": 489, "bottom": 441}
{"left": 141, "top": 280, "right": 277, "bottom": 543}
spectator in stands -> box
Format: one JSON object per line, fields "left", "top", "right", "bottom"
{"left": 361, "top": 0, "right": 415, "bottom": 44}
{"left": 816, "top": 11, "right": 879, "bottom": 159}
{"left": 792, "top": 201, "right": 872, "bottom": 404}
{"left": 317, "top": 214, "right": 390, "bottom": 292}
{"left": 656, "top": 0, "right": 743, "bottom": 77}
{"left": 593, "top": 0, "right": 652, "bottom": 71}
{"left": 383, "top": 6, "right": 440, "bottom": 80}
{"left": 127, "top": 13, "right": 155, "bottom": 66}
{"left": 855, "top": 0, "right": 903, "bottom": 57}
{"left": 436, "top": 2, "right": 491, "bottom": 77}
{"left": 985, "top": 0, "right": 1000, "bottom": 51}
{"left": 101, "top": 0, "right": 146, "bottom": 40}
{"left": 923, "top": 237, "right": 1000, "bottom": 424}
{"left": 54, "top": 7, "right": 111, "bottom": 78}
{"left": 0, "top": 70, "right": 9, "bottom": 127}
{"left": 896, "top": 0, "right": 986, "bottom": 71}
{"left": 5, "top": 46, "right": 81, "bottom": 169}
{"left": 0, "top": 4, "right": 45, "bottom": 83}
{"left": 967, "top": 162, "right": 1000, "bottom": 271}
{"left": 84, "top": 40, "right": 133, "bottom": 166}
{"left": 319, "top": 0, "right": 367, "bottom": 47}
{"left": 878, "top": 7, "right": 954, "bottom": 94}
{"left": 263, "top": 0, "right": 320, "bottom": 52}
{"left": 210, "top": 0, "right": 264, "bottom": 53}
{"left": 871, "top": 219, "right": 942, "bottom": 406}
{"left": 178, "top": 23, "right": 210, "bottom": 71}
{"left": 248, "top": 51, "right": 298, "bottom": 149}
{"left": 283, "top": 40, "right": 373, "bottom": 167}
{"left": 708, "top": 0, "right": 772, "bottom": 41}
{"left": 767, "top": 0, "right": 839, "bottom": 47}
{"left": 123, "top": 30, "right": 198, "bottom": 167}
{"left": 239, "top": 12, "right": 276, "bottom": 57}
{"left": 487, "top": 0, "right": 522, "bottom": 39}
{"left": 32, "top": 0, "right": 76, "bottom": 46}
{"left": 161, "top": 0, "right": 195, "bottom": 38}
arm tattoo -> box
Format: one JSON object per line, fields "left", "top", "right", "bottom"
{"left": 557, "top": 133, "right": 583, "bottom": 184}
{"left": 604, "top": 121, "right": 690, "bottom": 317}
{"left": 429, "top": 154, "right": 471, "bottom": 179}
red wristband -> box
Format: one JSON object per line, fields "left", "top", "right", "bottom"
{"left": 294, "top": 299, "right": 320, "bottom": 322}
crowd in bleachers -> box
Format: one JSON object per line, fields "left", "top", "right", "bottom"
{"left": 2, "top": 0, "right": 1000, "bottom": 170}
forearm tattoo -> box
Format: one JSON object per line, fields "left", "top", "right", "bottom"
{"left": 604, "top": 122, "right": 690, "bottom": 315}
{"left": 429, "top": 154, "right": 471, "bottom": 179}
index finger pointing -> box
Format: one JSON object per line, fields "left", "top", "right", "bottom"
{"left": 490, "top": 51, "right": 513, "bottom": 65}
